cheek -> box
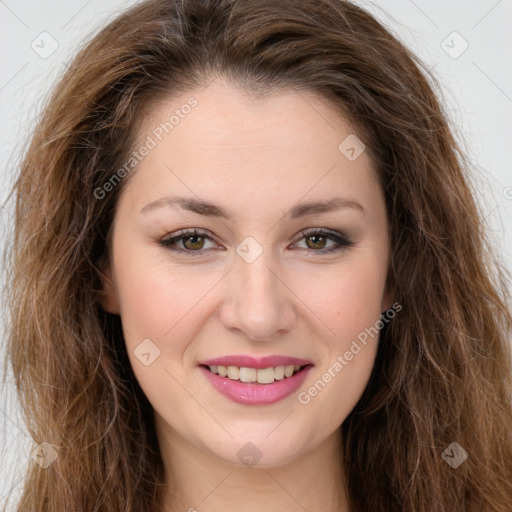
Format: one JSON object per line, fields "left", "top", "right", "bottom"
{"left": 114, "top": 259, "right": 210, "bottom": 405}
{"left": 291, "top": 254, "right": 386, "bottom": 421}
{"left": 296, "top": 329, "right": 380, "bottom": 432}
{"left": 113, "top": 243, "right": 211, "bottom": 343}
{"left": 302, "top": 254, "right": 387, "bottom": 346}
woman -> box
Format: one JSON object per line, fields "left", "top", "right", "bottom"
{"left": 3, "top": 0, "right": 512, "bottom": 510}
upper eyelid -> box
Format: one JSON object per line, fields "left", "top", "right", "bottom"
{"left": 162, "top": 228, "right": 218, "bottom": 245}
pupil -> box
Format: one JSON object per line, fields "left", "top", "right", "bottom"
{"left": 185, "top": 235, "right": 203, "bottom": 249}
{"left": 308, "top": 235, "right": 325, "bottom": 249}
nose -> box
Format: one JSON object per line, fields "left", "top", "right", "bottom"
{"left": 219, "top": 250, "right": 297, "bottom": 341}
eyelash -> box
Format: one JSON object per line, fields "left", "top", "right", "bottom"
{"left": 158, "top": 228, "right": 353, "bottom": 256}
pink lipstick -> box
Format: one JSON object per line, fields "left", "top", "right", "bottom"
{"left": 198, "top": 354, "right": 313, "bottom": 406}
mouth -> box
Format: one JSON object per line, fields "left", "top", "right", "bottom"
{"left": 199, "top": 363, "right": 312, "bottom": 384}
{"left": 198, "top": 359, "right": 314, "bottom": 406}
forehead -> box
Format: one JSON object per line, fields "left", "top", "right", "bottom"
{"left": 121, "top": 79, "right": 380, "bottom": 216}
{"left": 143, "top": 80, "right": 357, "bottom": 154}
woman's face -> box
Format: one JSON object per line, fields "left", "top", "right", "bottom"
{"left": 100, "top": 79, "right": 391, "bottom": 467}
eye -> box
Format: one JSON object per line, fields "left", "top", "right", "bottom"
{"left": 290, "top": 228, "right": 353, "bottom": 253}
{"left": 158, "top": 228, "right": 353, "bottom": 255}
{"left": 159, "top": 229, "right": 218, "bottom": 255}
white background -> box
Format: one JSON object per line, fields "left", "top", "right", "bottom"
{"left": 1, "top": 0, "right": 511, "bottom": 508}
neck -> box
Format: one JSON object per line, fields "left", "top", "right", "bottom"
{"left": 155, "top": 421, "right": 350, "bottom": 512}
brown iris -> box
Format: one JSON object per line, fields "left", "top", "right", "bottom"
{"left": 305, "top": 234, "right": 327, "bottom": 250}
{"left": 183, "top": 235, "right": 205, "bottom": 250}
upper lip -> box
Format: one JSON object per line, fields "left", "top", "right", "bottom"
{"left": 199, "top": 355, "right": 313, "bottom": 369}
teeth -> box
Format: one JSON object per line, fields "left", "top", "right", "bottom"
{"left": 274, "top": 365, "right": 285, "bottom": 380}
{"left": 239, "top": 367, "right": 257, "bottom": 383}
{"left": 227, "top": 366, "right": 239, "bottom": 380}
{"left": 207, "top": 364, "right": 305, "bottom": 383}
{"left": 284, "top": 365, "right": 294, "bottom": 377}
{"left": 256, "top": 367, "right": 274, "bottom": 384}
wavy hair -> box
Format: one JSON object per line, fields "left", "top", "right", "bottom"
{"left": 2, "top": 0, "right": 512, "bottom": 510}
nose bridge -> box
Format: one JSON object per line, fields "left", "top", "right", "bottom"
{"left": 220, "top": 239, "right": 295, "bottom": 339}
{"left": 236, "top": 251, "right": 278, "bottom": 302}
{"left": 234, "top": 235, "right": 279, "bottom": 295}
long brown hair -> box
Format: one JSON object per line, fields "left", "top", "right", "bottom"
{"left": 3, "top": 0, "right": 512, "bottom": 510}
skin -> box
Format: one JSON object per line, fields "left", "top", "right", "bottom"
{"left": 99, "top": 78, "right": 392, "bottom": 512}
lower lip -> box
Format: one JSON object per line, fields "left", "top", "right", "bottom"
{"left": 199, "top": 365, "right": 313, "bottom": 406}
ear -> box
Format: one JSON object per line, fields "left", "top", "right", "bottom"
{"left": 97, "top": 256, "right": 120, "bottom": 314}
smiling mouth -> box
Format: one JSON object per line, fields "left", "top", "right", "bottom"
{"left": 200, "top": 364, "right": 312, "bottom": 384}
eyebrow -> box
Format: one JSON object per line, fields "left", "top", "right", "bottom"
{"left": 140, "top": 195, "right": 364, "bottom": 219}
